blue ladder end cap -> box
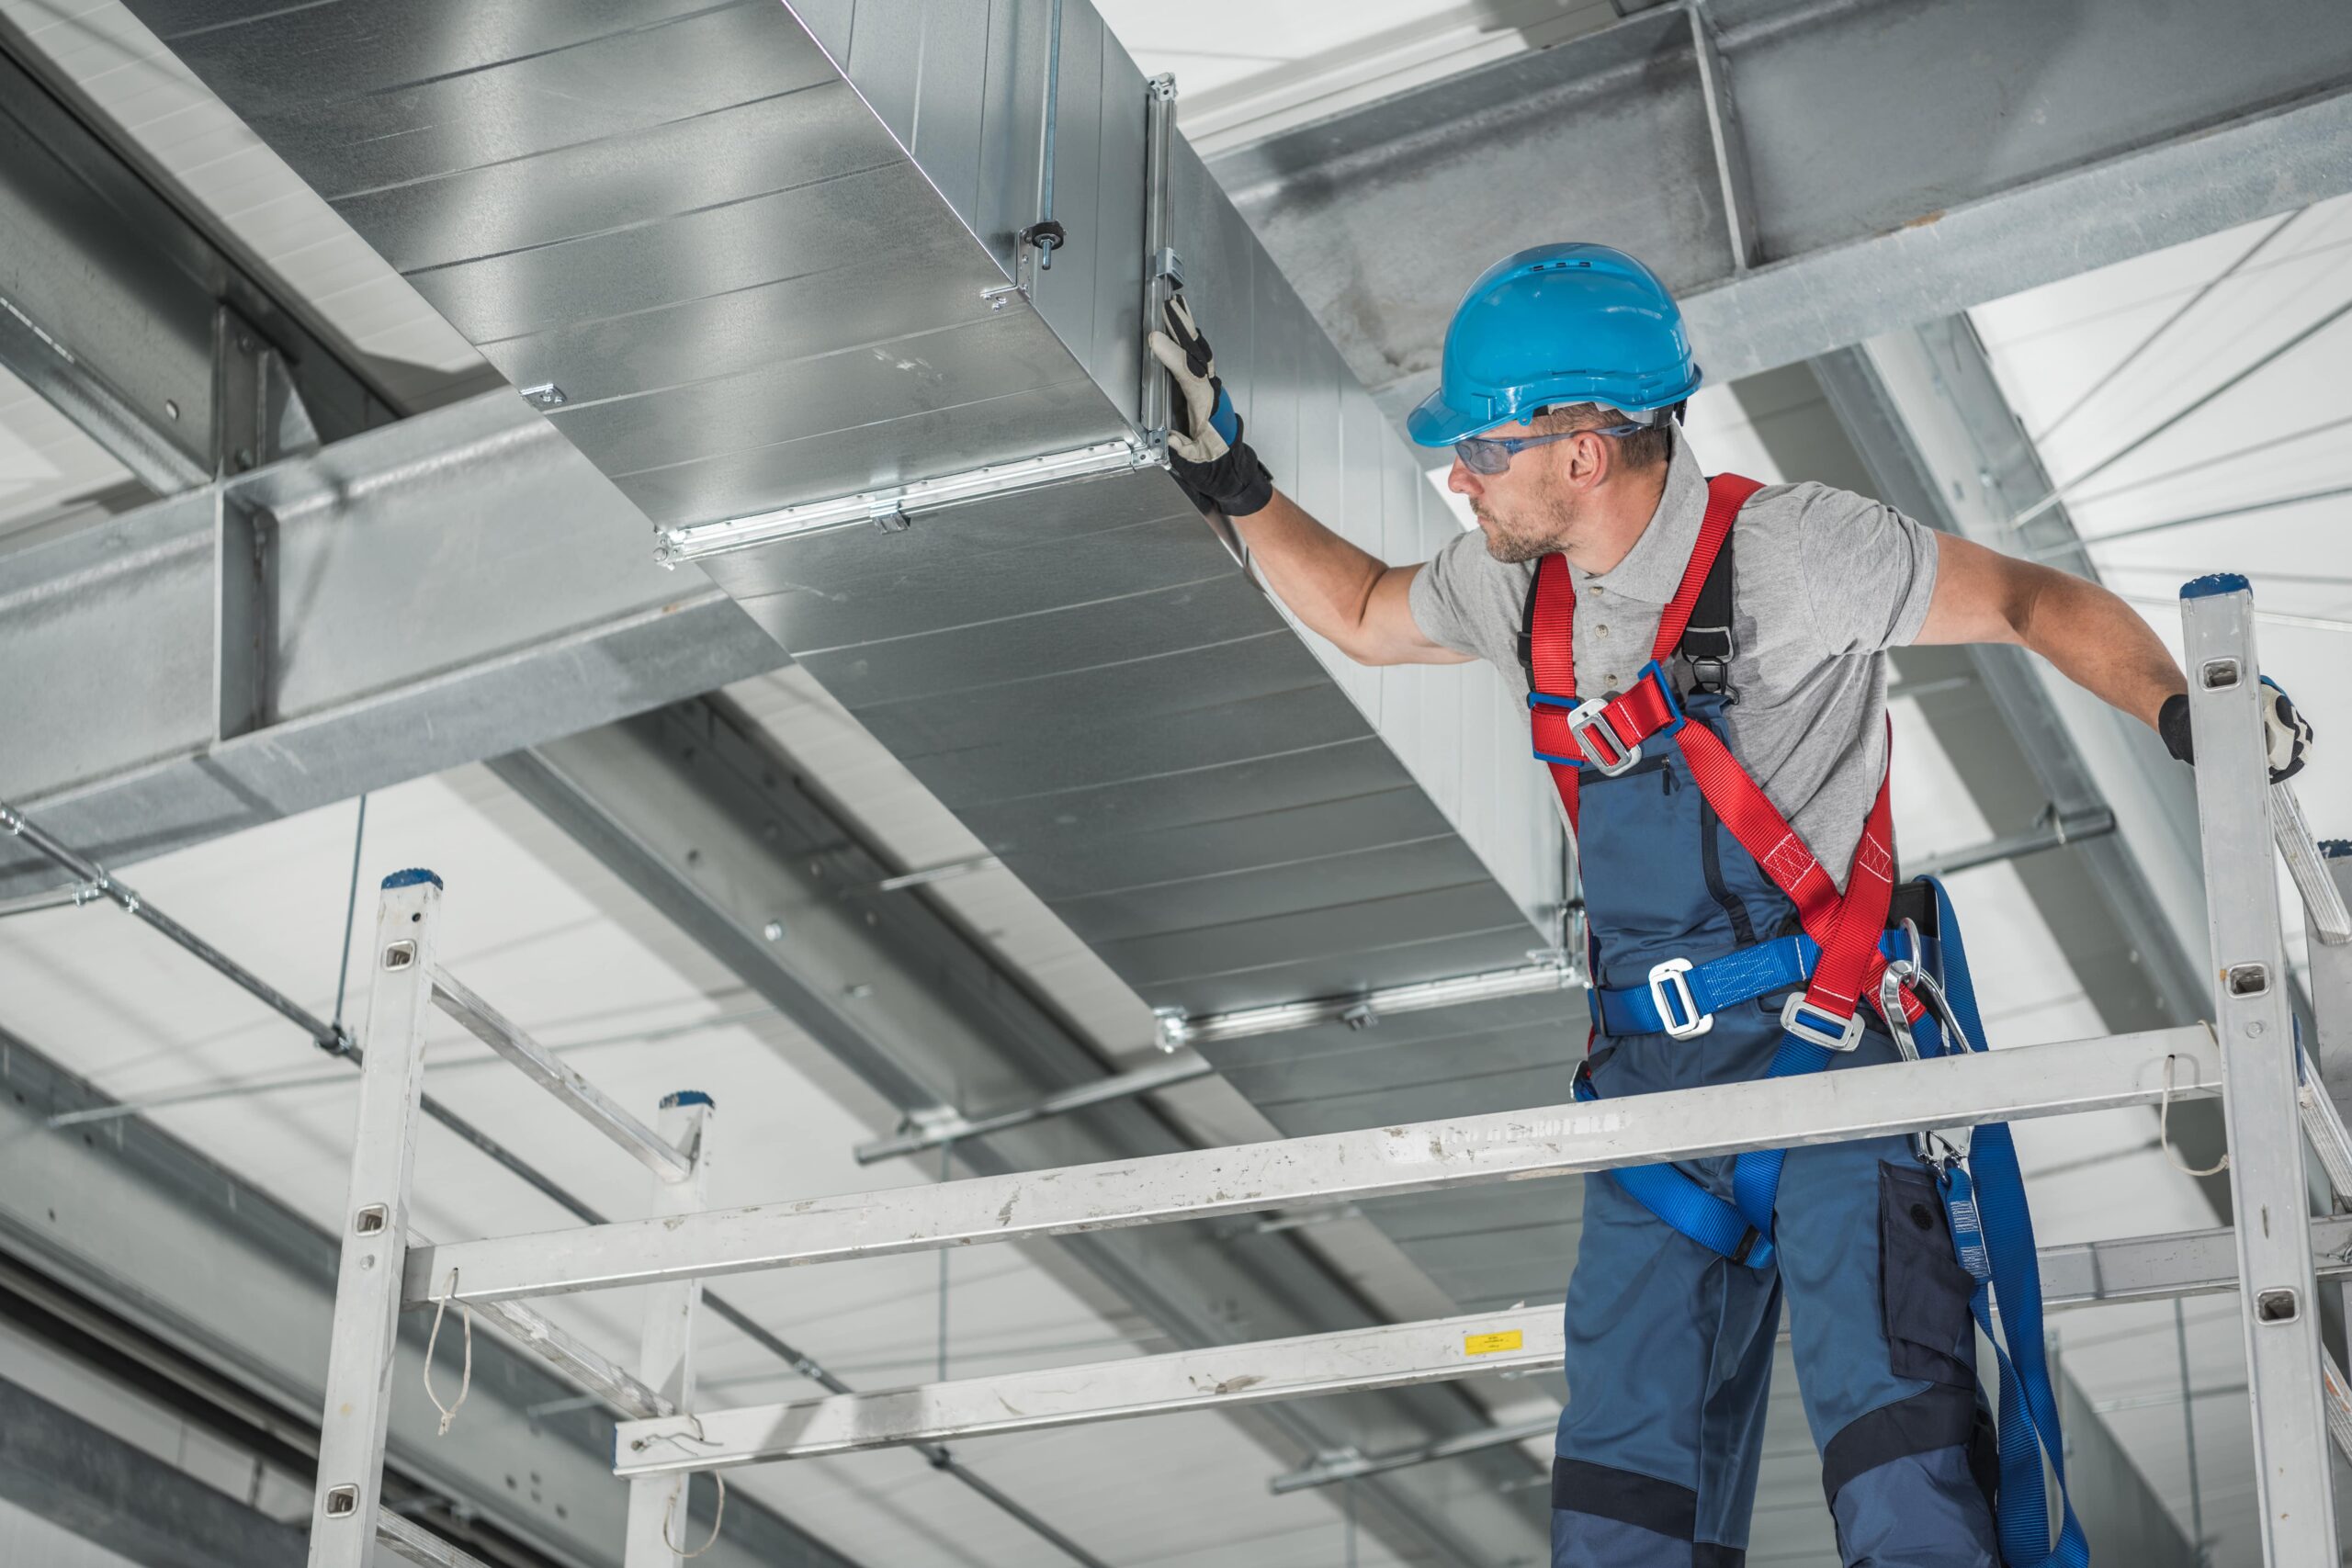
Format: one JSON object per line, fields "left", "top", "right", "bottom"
{"left": 2321, "top": 840, "right": 2352, "bottom": 861}
{"left": 381, "top": 868, "right": 444, "bottom": 890}
{"left": 662, "top": 1090, "right": 716, "bottom": 1111}
{"left": 2179, "top": 572, "right": 2251, "bottom": 600}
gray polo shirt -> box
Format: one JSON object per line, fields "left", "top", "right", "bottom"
{"left": 1408, "top": 431, "right": 1939, "bottom": 885}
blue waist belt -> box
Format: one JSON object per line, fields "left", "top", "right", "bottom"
{"left": 1592, "top": 932, "right": 1910, "bottom": 1039}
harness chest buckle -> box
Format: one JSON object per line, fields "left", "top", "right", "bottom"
{"left": 1781, "top": 993, "right": 1865, "bottom": 1052}
{"left": 1647, "top": 957, "right": 1713, "bottom": 1039}
{"left": 1566, "top": 695, "right": 1642, "bottom": 775}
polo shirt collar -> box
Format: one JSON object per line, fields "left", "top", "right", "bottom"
{"left": 1582, "top": 430, "right": 1705, "bottom": 606}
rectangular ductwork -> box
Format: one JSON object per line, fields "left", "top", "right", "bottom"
{"left": 125, "top": 0, "right": 1564, "bottom": 1017}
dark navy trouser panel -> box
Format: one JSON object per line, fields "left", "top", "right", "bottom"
{"left": 1556, "top": 1168, "right": 1776, "bottom": 1553}
{"left": 1550, "top": 1508, "right": 1746, "bottom": 1567}
{"left": 1550, "top": 1461, "right": 1747, "bottom": 1566}
{"left": 1829, "top": 1443, "right": 1998, "bottom": 1567}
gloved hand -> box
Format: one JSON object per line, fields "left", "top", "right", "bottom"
{"left": 2159, "top": 676, "right": 2314, "bottom": 783}
{"left": 1146, "top": 293, "right": 1274, "bottom": 517}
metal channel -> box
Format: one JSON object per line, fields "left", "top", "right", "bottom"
{"left": 1138, "top": 72, "right": 1179, "bottom": 449}
{"left": 612, "top": 1215, "right": 2352, "bottom": 1473}
{"left": 854, "top": 1053, "right": 1216, "bottom": 1165}
{"left": 656, "top": 438, "right": 1158, "bottom": 563}
{"left": 409, "top": 1026, "right": 2218, "bottom": 1306}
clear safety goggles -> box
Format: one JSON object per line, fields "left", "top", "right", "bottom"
{"left": 1453, "top": 418, "right": 1647, "bottom": 476}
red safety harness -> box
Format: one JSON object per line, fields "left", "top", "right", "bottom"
{"left": 1528, "top": 473, "right": 1921, "bottom": 1041}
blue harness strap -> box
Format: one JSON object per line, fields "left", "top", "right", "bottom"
{"left": 1921, "top": 878, "right": 2088, "bottom": 1568}
{"left": 1591, "top": 934, "right": 1816, "bottom": 1036}
{"left": 1575, "top": 1066, "right": 1770, "bottom": 1268}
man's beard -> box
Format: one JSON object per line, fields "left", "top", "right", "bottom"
{"left": 1473, "top": 496, "right": 1574, "bottom": 564}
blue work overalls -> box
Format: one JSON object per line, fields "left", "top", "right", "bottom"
{"left": 1540, "top": 486, "right": 2003, "bottom": 1567}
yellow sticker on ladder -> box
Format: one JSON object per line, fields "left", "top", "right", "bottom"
{"left": 1463, "top": 1330, "right": 1523, "bottom": 1357}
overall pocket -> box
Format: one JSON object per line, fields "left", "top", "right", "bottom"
{"left": 1877, "top": 1162, "right": 1978, "bottom": 1387}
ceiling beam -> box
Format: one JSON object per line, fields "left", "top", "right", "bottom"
{"left": 0, "top": 39, "right": 436, "bottom": 489}
{"left": 0, "top": 391, "right": 787, "bottom": 901}
{"left": 0, "top": 1371, "right": 305, "bottom": 1568}
{"left": 495, "top": 699, "right": 1554, "bottom": 1568}
{"left": 1205, "top": 0, "right": 2352, "bottom": 420}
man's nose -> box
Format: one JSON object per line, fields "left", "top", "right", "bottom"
{"left": 1448, "top": 458, "right": 1480, "bottom": 498}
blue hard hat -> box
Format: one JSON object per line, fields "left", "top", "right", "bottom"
{"left": 1406, "top": 243, "right": 1702, "bottom": 446}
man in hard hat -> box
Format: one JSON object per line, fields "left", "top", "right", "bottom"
{"left": 1147, "top": 244, "right": 2312, "bottom": 1568}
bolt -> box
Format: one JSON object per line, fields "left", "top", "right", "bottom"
{"left": 762, "top": 919, "right": 786, "bottom": 942}
{"left": 164, "top": 399, "right": 181, "bottom": 422}
{"left": 2246, "top": 1020, "right": 2267, "bottom": 1037}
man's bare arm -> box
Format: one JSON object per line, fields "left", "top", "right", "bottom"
{"left": 1229, "top": 490, "right": 1473, "bottom": 667}
{"left": 1915, "top": 534, "right": 2184, "bottom": 727}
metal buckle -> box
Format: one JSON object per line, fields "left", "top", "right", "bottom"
{"left": 1877, "top": 918, "right": 1926, "bottom": 1059}
{"left": 1566, "top": 696, "right": 1641, "bottom": 775}
{"left": 1879, "top": 961, "right": 1919, "bottom": 1062}
{"left": 1780, "top": 994, "right": 1865, "bottom": 1052}
{"left": 1647, "top": 958, "right": 1713, "bottom": 1039}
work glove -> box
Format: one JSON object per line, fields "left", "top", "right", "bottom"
{"left": 1146, "top": 293, "right": 1274, "bottom": 518}
{"left": 2159, "top": 676, "right": 2313, "bottom": 784}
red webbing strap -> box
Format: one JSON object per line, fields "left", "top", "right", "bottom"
{"left": 1525, "top": 474, "right": 1762, "bottom": 829}
{"left": 1677, "top": 718, "right": 1919, "bottom": 1024}
{"left": 1654, "top": 476, "right": 1760, "bottom": 662}
{"left": 1528, "top": 552, "right": 1581, "bottom": 829}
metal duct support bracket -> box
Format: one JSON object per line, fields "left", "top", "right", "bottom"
{"left": 1137, "top": 72, "right": 1181, "bottom": 458}
{"left": 1153, "top": 956, "right": 1580, "bottom": 1053}
{"left": 655, "top": 437, "right": 1165, "bottom": 565}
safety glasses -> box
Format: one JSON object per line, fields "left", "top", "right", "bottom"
{"left": 1454, "top": 420, "right": 1645, "bottom": 476}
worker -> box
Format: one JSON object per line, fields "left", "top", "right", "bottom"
{"left": 1146, "top": 243, "right": 2312, "bottom": 1568}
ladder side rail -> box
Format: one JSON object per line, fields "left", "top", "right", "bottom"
{"left": 611, "top": 1216, "right": 2352, "bottom": 1474}
{"left": 2313, "top": 846, "right": 2352, "bottom": 1124}
{"left": 623, "top": 1094, "right": 715, "bottom": 1567}
{"left": 404, "top": 1024, "right": 2220, "bottom": 1308}
{"left": 429, "top": 965, "right": 691, "bottom": 1185}
{"left": 2183, "top": 580, "right": 2340, "bottom": 1564}
{"left": 309, "top": 874, "right": 442, "bottom": 1568}
{"left": 2275, "top": 782, "right": 2352, "bottom": 945}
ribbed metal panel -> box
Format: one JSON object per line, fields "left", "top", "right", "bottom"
{"left": 121, "top": 0, "right": 1560, "bottom": 1017}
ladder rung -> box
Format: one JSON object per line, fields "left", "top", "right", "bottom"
{"left": 375, "top": 1511, "right": 497, "bottom": 1568}
{"left": 429, "top": 965, "right": 691, "bottom": 1184}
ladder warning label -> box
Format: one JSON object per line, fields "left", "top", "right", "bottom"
{"left": 1464, "top": 1330, "right": 1523, "bottom": 1356}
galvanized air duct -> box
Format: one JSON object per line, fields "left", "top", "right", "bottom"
{"left": 125, "top": 0, "right": 1562, "bottom": 1022}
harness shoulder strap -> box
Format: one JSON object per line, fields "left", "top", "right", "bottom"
{"left": 1522, "top": 474, "right": 1763, "bottom": 825}
{"left": 1681, "top": 523, "right": 1736, "bottom": 694}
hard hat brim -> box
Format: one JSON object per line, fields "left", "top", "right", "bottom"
{"left": 1405, "top": 383, "right": 1507, "bottom": 447}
